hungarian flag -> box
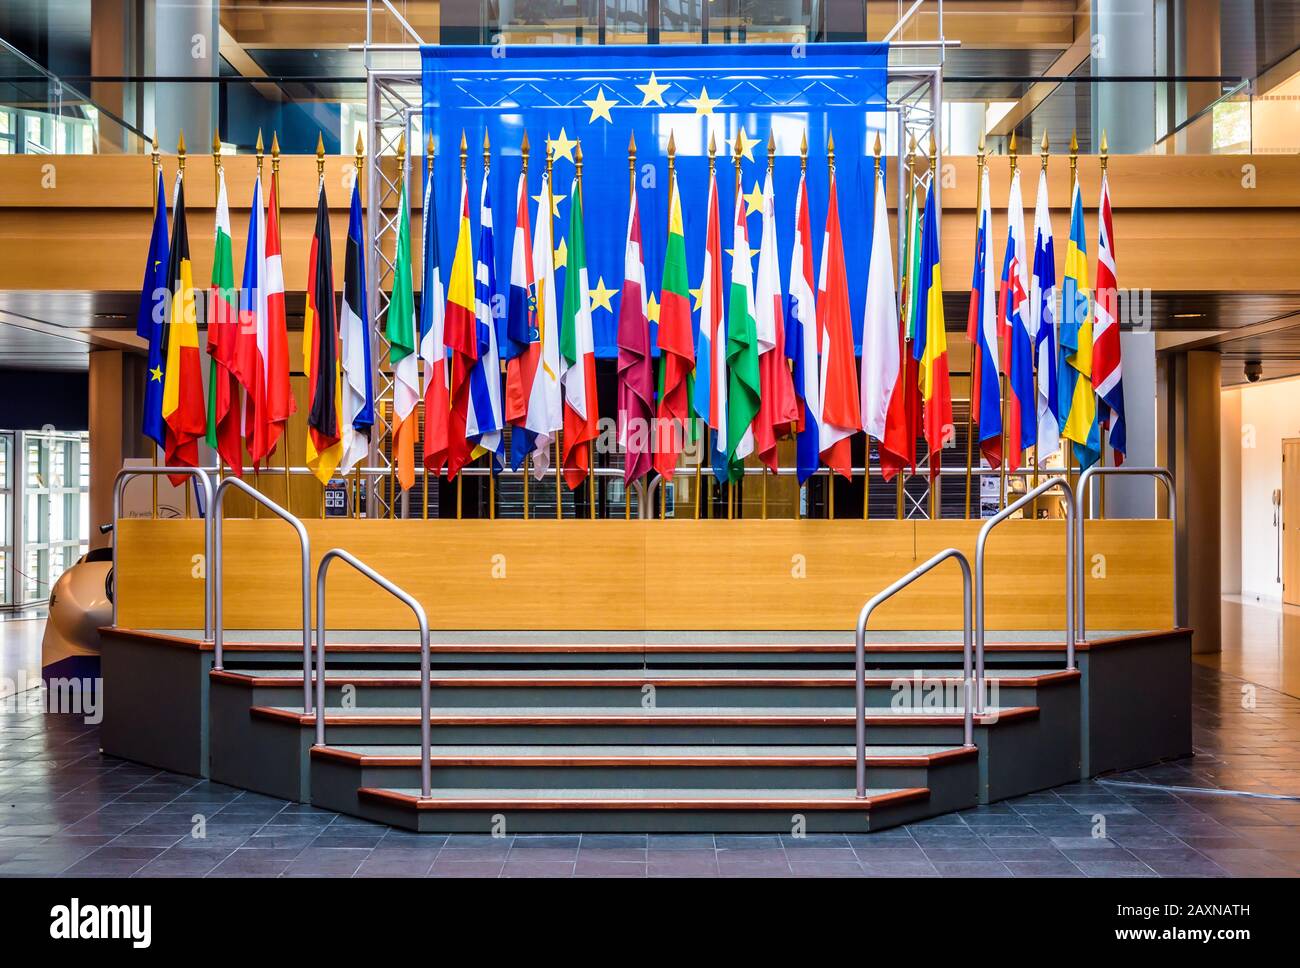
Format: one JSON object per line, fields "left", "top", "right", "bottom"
{"left": 443, "top": 169, "right": 478, "bottom": 480}
{"left": 205, "top": 167, "right": 243, "bottom": 474}
{"left": 388, "top": 176, "right": 419, "bottom": 492}
{"left": 340, "top": 175, "right": 375, "bottom": 476}
{"left": 879, "top": 182, "right": 923, "bottom": 482}
{"left": 504, "top": 168, "right": 537, "bottom": 471}
{"left": 968, "top": 162, "right": 1001, "bottom": 470}
{"left": 250, "top": 173, "right": 294, "bottom": 466}
{"left": 525, "top": 167, "right": 563, "bottom": 479}
{"left": 725, "top": 179, "right": 761, "bottom": 482}
{"left": 468, "top": 174, "right": 504, "bottom": 466}
{"left": 1031, "top": 169, "right": 1060, "bottom": 460}
{"left": 420, "top": 161, "right": 450, "bottom": 476}
{"left": 652, "top": 168, "right": 694, "bottom": 481}
{"left": 304, "top": 179, "right": 342, "bottom": 484}
{"left": 753, "top": 168, "right": 797, "bottom": 472}
{"left": 139, "top": 171, "right": 169, "bottom": 451}
{"left": 559, "top": 174, "right": 599, "bottom": 490}
{"left": 692, "top": 166, "right": 727, "bottom": 483}
{"left": 914, "top": 182, "right": 953, "bottom": 474}
{"left": 616, "top": 179, "right": 653, "bottom": 485}
{"left": 860, "top": 161, "right": 899, "bottom": 448}
{"left": 1060, "top": 179, "right": 1099, "bottom": 470}
{"left": 816, "top": 166, "right": 861, "bottom": 479}
{"left": 1094, "top": 170, "right": 1126, "bottom": 464}
{"left": 161, "top": 176, "right": 206, "bottom": 479}
{"left": 1004, "top": 169, "right": 1034, "bottom": 470}
{"left": 786, "top": 169, "right": 820, "bottom": 484}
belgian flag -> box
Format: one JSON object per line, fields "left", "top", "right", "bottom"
{"left": 161, "top": 176, "right": 207, "bottom": 480}
{"left": 304, "top": 179, "right": 342, "bottom": 484}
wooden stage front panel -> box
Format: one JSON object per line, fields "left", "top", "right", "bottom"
{"left": 115, "top": 518, "right": 1174, "bottom": 633}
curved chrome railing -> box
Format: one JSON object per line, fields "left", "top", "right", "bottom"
{"left": 111, "top": 467, "right": 214, "bottom": 639}
{"left": 315, "top": 548, "right": 431, "bottom": 797}
{"left": 975, "top": 476, "right": 1077, "bottom": 702}
{"left": 212, "top": 477, "right": 311, "bottom": 712}
{"left": 1075, "top": 466, "right": 1178, "bottom": 638}
{"left": 854, "top": 548, "right": 975, "bottom": 798}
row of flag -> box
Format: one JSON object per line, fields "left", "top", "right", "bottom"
{"left": 136, "top": 134, "right": 1127, "bottom": 498}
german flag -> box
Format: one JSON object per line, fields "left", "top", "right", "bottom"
{"left": 304, "top": 179, "right": 342, "bottom": 484}
{"left": 161, "top": 176, "right": 207, "bottom": 481}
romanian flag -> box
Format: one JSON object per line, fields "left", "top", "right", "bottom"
{"left": 304, "top": 179, "right": 342, "bottom": 484}
{"left": 1059, "top": 180, "right": 1100, "bottom": 470}
{"left": 388, "top": 176, "right": 419, "bottom": 491}
{"left": 161, "top": 176, "right": 206, "bottom": 479}
{"left": 652, "top": 168, "right": 695, "bottom": 481}
{"left": 139, "top": 172, "right": 169, "bottom": 451}
{"left": 913, "top": 183, "right": 952, "bottom": 474}
{"left": 444, "top": 168, "right": 478, "bottom": 480}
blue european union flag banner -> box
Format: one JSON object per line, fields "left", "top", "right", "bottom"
{"left": 421, "top": 43, "right": 888, "bottom": 359}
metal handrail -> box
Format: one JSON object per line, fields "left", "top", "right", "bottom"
{"left": 315, "top": 548, "right": 431, "bottom": 797}
{"left": 975, "top": 476, "right": 1077, "bottom": 698}
{"left": 854, "top": 548, "right": 974, "bottom": 798}
{"left": 1076, "top": 466, "right": 1178, "bottom": 637}
{"left": 111, "top": 467, "right": 214, "bottom": 638}
{"left": 212, "top": 477, "right": 311, "bottom": 712}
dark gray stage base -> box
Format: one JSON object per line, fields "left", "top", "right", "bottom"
{"left": 98, "top": 627, "right": 1194, "bottom": 832}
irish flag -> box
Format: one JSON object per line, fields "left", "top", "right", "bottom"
{"left": 388, "top": 177, "right": 419, "bottom": 492}
{"left": 652, "top": 167, "right": 694, "bottom": 481}
{"left": 560, "top": 173, "right": 599, "bottom": 490}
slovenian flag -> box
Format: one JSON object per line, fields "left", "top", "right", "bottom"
{"left": 1059, "top": 179, "right": 1100, "bottom": 470}
{"left": 914, "top": 183, "right": 952, "bottom": 475}
{"left": 1093, "top": 169, "right": 1126, "bottom": 464}
{"left": 816, "top": 163, "right": 862, "bottom": 479}
{"left": 138, "top": 171, "right": 170, "bottom": 451}
{"left": 205, "top": 167, "right": 242, "bottom": 474}
{"left": 339, "top": 175, "right": 374, "bottom": 476}
{"left": 468, "top": 172, "right": 505, "bottom": 466}
{"left": 786, "top": 168, "right": 821, "bottom": 485}
{"left": 504, "top": 167, "right": 538, "bottom": 471}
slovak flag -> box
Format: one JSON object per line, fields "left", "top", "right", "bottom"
{"left": 968, "top": 162, "right": 1000, "bottom": 469}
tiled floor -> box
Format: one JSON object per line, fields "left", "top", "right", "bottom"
{"left": 2, "top": 661, "right": 1299, "bottom": 877}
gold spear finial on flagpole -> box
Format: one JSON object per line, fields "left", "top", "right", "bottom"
{"left": 269, "top": 131, "right": 279, "bottom": 179}
{"left": 873, "top": 131, "right": 882, "bottom": 175}
{"left": 483, "top": 128, "right": 491, "bottom": 171}
{"left": 667, "top": 129, "right": 676, "bottom": 175}
{"left": 1100, "top": 129, "right": 1109, "bottom": 172}
{"left": 827, "top": 129, "right": 836, "bottom": 173}
{"left": 708, "top": 131, "right": 716, "bottom": 174}
{"left": 628, "top": 130, "right": 636, "bottom": 189}
{"left": 733, "top": 126, "right": 742, "bottom": 190}
{"left": 459, "top": 129, "right": 467, "bottom": 175}
{"left": 1009, "top": 130, "right": 1017, "bottom": 175}
{"left": 177, "top": 129, "right": 186, "bottom": 177}
{"left": 575, "top": 137, "right": 583, "bottom": 179}
{"left": 520, "top": 130, "right": 528, "bottom": 173}
{"left": 1041, "top": 131, "right": 1049, "bottom": 171}
{"left": 800, "top": 128, "right": 808, "bottom": 173}
{"left": 212, "top": 127, "right": 222, "bottom": 172}
{"left": 767, "top": 129, "right": 776, "bottom": 173}
{"left": 355, "top": 130, "right": 365, "bottom": 174}
{"left": 928, "top": 131, "right": 936, "bottom": 175}
{"left": 316, "top": 132, "right": 326, "bottom": 179}
{"left": 427, "top": 132, "right": 435, "bottom": 175}
{"left": 255, "top": 129, "right": 263, "bottom": 179}
{"left": 1069, "top": 129, "right": 1079, "bottom": 188}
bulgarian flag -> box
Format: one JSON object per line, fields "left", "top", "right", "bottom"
{"left": 753, "top": 167, "right": 797, "bottom": 472}
{"left": 304, "top": 178, "right": 342, "bottom": 484}
{"left": 725, "top": 180, "right": 761, "bottom": 482}
{"left": 388, "top": 176, "right": 419, "bottom": 492}
{"left": 161, "top": 175, "right": 206, "bottom": 479}
{"left": 205, "top": 167, "right": 242, "bottom": 474}
{"left": 250, "top": 172, "right": 294, "bottom": 466}
{"left": 652, "top": 167, "right": 694, "bottom": 481}
{"left": 559, "top": 173, "right": 599, "bottom": 490}
{"left": 444, "top": 167, "right": 478, "bottom": 480}
{"left": 816, "top": 164, "right": 862, "bottom": 479}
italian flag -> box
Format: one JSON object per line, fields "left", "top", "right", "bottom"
{"left": 560, "top": 174, "right": 599, "bottom": 490}
{"left": 387, "top": 178, "right": 419, "bottom": 492}
{"left": 725, "top": 186, "right": 760, "bottom": 482}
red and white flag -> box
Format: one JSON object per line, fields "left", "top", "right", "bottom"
{"left": 816, "top": 167, "right": 862, "bottom": 478}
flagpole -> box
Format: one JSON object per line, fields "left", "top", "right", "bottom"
{"left": 212, "top": 128, "right": 227, "bottom": 490}
{"left": 626, "top": 132, "right": 637, "bottom": 522}
{"left": 481, "top": 130, "right": 497, "bottom": 521}
{"left": 547, "top": 140, "right": 562, "bottom": 522}
{"left": 730, "top": 133, "right": 745, "bottom": 523}
{"left": 898, "top": 134, "right": 915, "bottom": 523}
{"left": 1097, "top": 130, "right": 1109, "bottom": 520}
{"left": 519, "top": 132, "right": 531, "bottom": 522}
{"left": 270, "top": 132, "right": 291, "bottom": 516}
{"left": 174, "top": 129, "right": 193, "bottom": 520}
{"left": 1065, "top": 130, "right": 1078, "bottom": 496}
{"left": 1031, "top": 133, "right": 1047, "bottom": 520}
{"left": 396, "top": 132, "right": 411, "bottom": 520}
{"left": 150, "top": 132, "right": 160, "bottom": 519}
{"left": 927, "top": 133, "right": 939, "bottom": 522}
{"left": 964, "top": 138, "right": 984, "bottom": 519}
{"left": 1000, "top": 135, "right": 1015, "bottom": 512}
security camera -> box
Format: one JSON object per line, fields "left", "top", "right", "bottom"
{"left": 1245, "top": 360, "right": 1263, "bottom": 383}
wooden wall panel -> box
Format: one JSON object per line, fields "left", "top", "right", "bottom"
{"left": 116, "top": 517, "right": 1174, "bottom": 632}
